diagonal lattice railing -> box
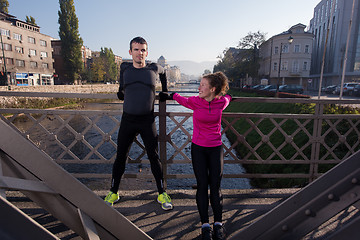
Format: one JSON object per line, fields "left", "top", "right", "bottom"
{"left": 1, "top": 91, "right": 360, "bottom": 187}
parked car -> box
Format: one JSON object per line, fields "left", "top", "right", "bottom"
{"left": 335, "top": 82, "right": 358, "bottom": 95}
{"left": 262, "top": 84, "right": 277, "bottom": 92}
{"left": 251, "top": 84, "right": 266, "bottom": 90}
{"left": 353, "top": 84, "right": 360, "bottom": 96}
{"left": 324, "top": 85, "right": 338, "bottom": 94}
{"left": 278, "top": 85, "right": 304, "bottom": 94}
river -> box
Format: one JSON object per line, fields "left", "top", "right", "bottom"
{"left": 76, "top": 90, "right": 251, "bottom": 190}
{"left": 11, "top": 85, "right": 251, "bottom": 190}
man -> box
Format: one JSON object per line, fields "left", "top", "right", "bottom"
{"left": 104, "top": 37, "right": 173, "bottom": 211}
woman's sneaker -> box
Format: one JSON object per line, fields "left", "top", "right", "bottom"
{"left": 201, "top": 226, "right": 213, "bottom": 240}
{"left": 157, "top": 192, "right": 173, "bottom": 210}
{"left": 104, "top": 191, "right": 120, "bottom": 206}
{"left": 213, "top": 224, "right": 226, "bottom": 240}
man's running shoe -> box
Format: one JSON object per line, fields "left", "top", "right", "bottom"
{"left": 157, "top": 192, "right": 173, "bottom": 210}
{"left": 104, "top": 191, "right": 120, "bottom": 206}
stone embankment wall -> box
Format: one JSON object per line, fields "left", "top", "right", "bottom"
{"left": 0, "top": 84, "right": 119, "bottom": 107}
{"left": 0, "top": 84, "right": 118, "bottom": 93}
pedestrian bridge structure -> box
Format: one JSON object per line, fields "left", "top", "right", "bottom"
{"left": 1, "top": 90, "right": 360, "bottom": 239}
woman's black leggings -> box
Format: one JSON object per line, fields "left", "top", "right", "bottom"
{"left": 191, "top": 143, "right": 223, "bottom": 224}
{"left": 110, "top": 112, "right": 164, "bottom": 194}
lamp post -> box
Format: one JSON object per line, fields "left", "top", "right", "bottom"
{"left": 276, "top": 36, "right": 294, "bottom": 94}
{"left": 0, "top": 32, "right": 8, "bottom": 86}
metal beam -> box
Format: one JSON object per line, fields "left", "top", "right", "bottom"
{"left": 0, "top": 195, "right": 59, "bottom": 240}
{"left": 0, "top": 154, "right": 6, "bottom": 199}
{"left": 231, "top": 150, "right": 360, "bottom": 240}
{"left": 0, "top": 176, "right": 56, "bottom": 194}
{"left": 78, "top": 209, "right": 101, "bottom": 240}
{"left": 0, "top": 119, "right": 152, "bottom": 240}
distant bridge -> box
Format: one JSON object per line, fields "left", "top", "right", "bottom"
{"left": 175, "top": 80, "right": 199, "bottom": 86}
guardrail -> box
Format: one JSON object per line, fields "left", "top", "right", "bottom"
{"left": 1, "top": 91, "right": 360, "bottom": 188}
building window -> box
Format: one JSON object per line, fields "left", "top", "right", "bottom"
{"left": 29, "top": 49, "right": 36, "bottom": 56}
{"left": 28, "top": 36, "right": 35, "bottom": 44}
{"left": 274, "top": 46, "right": 279, "bottom": 54}
{"left": 1, "top": 43, "right": 12, "bottom": 51}
{"left": 281, "top": 61, "right": 288, "bottom": 71}
{"left": 42, "top": 75, "right": 52, "bottom": 85}
{"left": 292, "top": 61, "right": 299, "bottom": 72}
{"left": 13, "top": 33, "right": 22, "bottom": 41}
{"left": 30, "top": 61, "right": 38, "bottom": 68}
{"left": 40, "top": 39, "right": 47, "bottom": 47}
{"left": 282, "top": 44, "right": 289, "bottom": 53}
{"left": 42, "top": 63, "right": 49, "bottom": 69}
{"left": 16, "top": 59, "right": 25, "bottom": 67}
{"left": 273, "top": 62, "right": 278, "bottom": 71}
{"left": 40, "top": 51, "right": 48, "bottom": 58}
{"left": 294, "top": 45, "right": 300, "bottom": 53}
{"left": 15, "top": 46, "right": 23, "bottom": 53}
{"left": 305, "top": 45, "right": 310, "bottom": 53}
{"left": 6, "top": 58, "right": 13, "bottom": 65}
{"left": 0, "top": 28, "right": 10, "bottom": 37}
{"left": 303, "top": 61, "right": 308, "bottom": 71}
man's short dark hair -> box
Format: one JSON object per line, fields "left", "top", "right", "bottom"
{"left": 130, "top": 36, "right": 147, "bottom": 50}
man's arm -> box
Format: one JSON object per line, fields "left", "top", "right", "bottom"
{"left": 159, "top": 72, "right": 168, "bottom": 92}
{"left": 117, "top": 62, "right": 130, "bottom": 100}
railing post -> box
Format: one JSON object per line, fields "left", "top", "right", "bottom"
{"left": 158, "top": 100, "right": 168, "bottom": 189}
{"left": 310, "top": 102, "right": 324, "bottom": 182}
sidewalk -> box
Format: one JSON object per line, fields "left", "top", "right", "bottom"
{"left": 6, "top": 188, "right": 299, "bottom": 239}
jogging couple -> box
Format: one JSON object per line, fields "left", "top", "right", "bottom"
{"left": 104, "top": 36, "right": 231, "bottom": 240}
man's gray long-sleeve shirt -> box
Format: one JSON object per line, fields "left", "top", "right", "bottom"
{"left": 118, "top": 62, "right": 168, "bottom": 115}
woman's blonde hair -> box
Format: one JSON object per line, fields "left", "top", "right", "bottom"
{"left": 203, "top": 71, "right": 229, "bottom": 96}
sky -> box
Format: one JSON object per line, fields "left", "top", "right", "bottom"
{"left": 10, "top": 0, "right": 320, "bottom": 63}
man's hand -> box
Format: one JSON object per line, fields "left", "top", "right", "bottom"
{"left": 159, "top": 92, "right": 173, "bottom": 102}
{"left": 117, "top": 91, "right": 124, "bottom": 100}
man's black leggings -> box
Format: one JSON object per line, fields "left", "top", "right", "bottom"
{"left": 191, "top": 143, "right": 223, "bottom": 224}
{"left": 110, "top": 112, "right": 164, "bottom": 194}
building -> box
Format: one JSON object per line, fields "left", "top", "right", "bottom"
{"left": 0, "top": 12, "right": 54, "bottom": 86}
{"left": 157, "top": 55, "right": 181, "bottom": 83}
{"left": 52, "top": 40, "right": 93, "bottom": 84}
{"left": 259, "top": 24, "right": 313, "bottom": 87}
{"left": 309, "top": 0, "right": 360, "bottom": 89}
{"left": 81, "top": 45, "right": 92, "bottom": 69}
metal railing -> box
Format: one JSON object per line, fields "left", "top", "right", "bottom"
{"left": 1, "top": 91, "right": 360, "bottom": 187}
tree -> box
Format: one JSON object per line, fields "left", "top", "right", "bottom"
{"left": 58, "top": 0, "right": 83, "bottom": 84}
{"left": 90, "top": 57, "right": 105, "bottom": 83}
{"left": 26, "top": 16, "right": 36, "bottom": 25}
{"left": 238, "top": 31, "right": 267, "bottom": 49}
{"left": 100, "top": 47, "right": 117, "bottom": 82}
{"left": 213, "top": 48, "right": 240, "bottom": 81}
{"left": 213, "top": 31, "right": 267, "bottom": 81}
{"left": 203, "top": 69, "right": 211, "bottom": 75}
{"left": 237, "top": 31, "right": 267, "bottom": 79}
{"left": 0, "top": 0, "right": 9, "bottom": 13}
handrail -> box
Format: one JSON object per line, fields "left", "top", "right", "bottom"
{"left": 1, "top": 91, "right": 360, "bottom": 187}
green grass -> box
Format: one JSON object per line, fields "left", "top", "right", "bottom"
{"left": 223, "top": 89, "right": 360, "bottom": 188}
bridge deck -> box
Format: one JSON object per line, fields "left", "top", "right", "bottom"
{"left": 6, "top": 188, "right": 358, "bottom": 240}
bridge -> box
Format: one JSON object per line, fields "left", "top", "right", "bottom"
{"left": 175, "top": 80, "right": 199, "bottom": 86}
{"left": 1, "top": 90, "right": 360, "bottom": 239}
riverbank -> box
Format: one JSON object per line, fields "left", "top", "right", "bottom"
{"left": 0, "top": 84, "right": 118, "bottom": 108}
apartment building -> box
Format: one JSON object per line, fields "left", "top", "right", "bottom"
{"left": 259, "top": 24, "right": 313, "bottom": 87}
{"left": 309, "top": 0, "right": 360, "bottom": 89}
{"left": 0, "top": 12, "right": 54, "bottom": 86}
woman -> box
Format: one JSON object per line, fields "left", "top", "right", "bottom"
{"left": 166, "top": 71, "right": 231, "bottom": 240}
